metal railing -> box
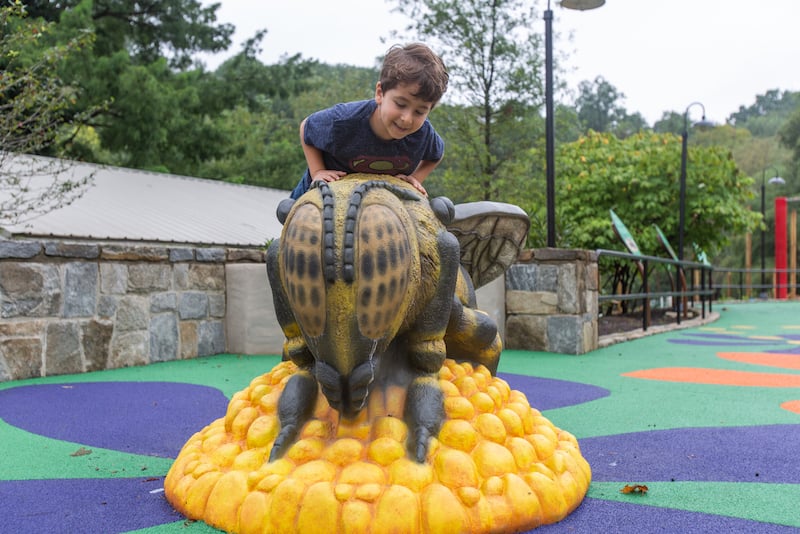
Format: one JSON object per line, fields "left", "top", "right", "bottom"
{"left": 711, "top": 268, "right": 799, "bottom": 300}
{"left": 596, "top": 249, "right": 715, "bottom": 331}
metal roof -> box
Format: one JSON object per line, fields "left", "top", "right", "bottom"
{"left": 0, "top": 154, "right": 288, "bottom": 247}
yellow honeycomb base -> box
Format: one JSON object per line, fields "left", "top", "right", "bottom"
{"left": 164, "top": 360, "right": 591, "bottom": 533}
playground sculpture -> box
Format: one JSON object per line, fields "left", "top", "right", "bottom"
{"left": 164, "top": 174, "right": 591, "bottom": 533}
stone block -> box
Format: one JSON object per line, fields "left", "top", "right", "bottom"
{"left": 586, "top": 261, "right": 599, "bottom": 291}
{"left": 45, "top": 322, "right": 83, "bottom": 375}
{"left": 97, "top": 295, "right": 118, "bottom": 318}
{"left": 0, "top": 240, "right": 41, "bottom": 259}
{"left": 44, "top": 242, "right": 99, "bottom": 259}
{"left": 187, "top": 264, "right": 225, "bottom": 291}
{"left": 532, "top": 248, "right": 597, "bottom": 263}
{"left": 208, "top": 293, "right": 225, "bottom": 318}
{"left": 226, "top": 249, "right": 264, "bottom": 262}
{"left": 150, "top": 313, "right": 178, "bottom": 362}
{"left": 128, "top": 264, "right": 171, "bottom": 293}
{"left": 100, "top": 263, "right": 128, "bottom": 295}
{"left": 504, "top": 314, "right": 547, "bottom": 351}
{"left": 109, "top": 331, "right": 149, "bottom": 369}
{"left": 0, "top": 262, "right": 61, "bottom": 318}
{"left": 172, "top": 264, "right": 189, "bottom": 290}
{"left": 198, "top": 320, "right": 225, "bottom": 356}
{"left": 582, "top": 316, "right": 598, "bottom": 353}
{"left": 101, "top": 245, "right": 168, "bottom": 262}
{"left": 546, "top": 315, "right": 592, "bottom": 355}
{"left": 196, "top": 248, "right": 226, "bottom": 263}
{"left": 116, "top": 296, "right": 149, "bottom": 331}
{"left": 0, "top": 357, "right": 9, "bottom": 382}
{"left": 0, "top": 337, "right": 42, "bottom": 380}
{"left": 0, "top": 319, "right": 44, "bottom": 337}
{"left": 82, "top": 319, "right": 113, "bottom": 372}
{"left": 505, "top": 290, "right": 558, "bottom": 315}
{"left": 151, "top": 292, "right": 177, "bottom": 312}
{"left": 169, "top": 248, "right": 194, "bottom": 262}
{"left": 506, "top": 263, "right": 558, "bottom": 292}
{"left": 557, "top": 263, "right": 578, "bottom": 314}
{"left": 180, "top": 321, "right": 198, "bottom": 359}
{"left": 64, "top": 262, "right": 98, "bottom": 317}
{"left": 179, "top": 292, "right": 208, "bottom": 320}
{"left": 175, "top": 264, "right": 224, "bottom": 291}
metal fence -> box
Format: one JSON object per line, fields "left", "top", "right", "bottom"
{"left": 711, "top": 268, "right": 800, "bottom": 300}
{"left": 596, "top": 249, "right": 715, "bottom": 331}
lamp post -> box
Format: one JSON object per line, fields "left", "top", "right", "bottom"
{"left": 544, "top": 0, "right": 604, "bottom": 247}
{"left": 760, "top": 167, "right": 785, "bottom": 297}
{"left": 676, "top": 102, "right": 713, "bottom": 320}
{"left": 677, "top": 102, "right": 714, "bottom": 262}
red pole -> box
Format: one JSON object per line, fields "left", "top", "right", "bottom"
{"left": 775, "top": 196, "right": 788, "bottom": 299}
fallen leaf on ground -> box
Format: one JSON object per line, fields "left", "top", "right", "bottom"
{"left": 70, "top": 447, "right": 92, "bottom": 457}
{"left": 620, "top": 484, "right": 648, "bottom": 494}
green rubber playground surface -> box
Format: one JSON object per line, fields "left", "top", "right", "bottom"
{"left": 1, "top": 301, "right": 799, "bottom": 532}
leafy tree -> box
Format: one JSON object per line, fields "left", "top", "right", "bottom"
{"left": 548, "top": 131, "right": 761, "bottom": 297}
{"left": 198, "top": 104, "right": 303, "bottom": 190}
{"left": 779, "top": 105, "right": 800, "bottom": 163}
{"left": 574, "top": 76, "right": 647, "bottom": 138}
{"left": 388, "top": 0, "right": 547, "bottom": 201}
{"left": 23, "top": 0, "right": 234, "bottom": 69}
{"left": 575, "top": 76, "right": 623, "bottom": 131}
{"left": 729, "top": 89, "right": 800, "bottom": 137}
{"left": 652, "top": 111, "right": 684, "bottom": 135}
{"left": 14, "top": 0, "right": 241, "bottom": 176}
{"left": 553, "top": 131, "right": 760, "bottom": 256}
{"left": 1, "top": 1, "right": 100, "bottom": 223}
{"left": 194, "top": 62, "right": 376, "bottom": 189}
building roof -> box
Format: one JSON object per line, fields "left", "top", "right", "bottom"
{"left": 0, "top": 154, "right": 288, "bottom": 247}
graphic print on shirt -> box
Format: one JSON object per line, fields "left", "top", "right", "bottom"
{"left": 350, "top": 155, "right": 413, "bottom": 174}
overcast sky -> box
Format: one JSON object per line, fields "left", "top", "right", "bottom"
{"left": 201, "top": 0, "right": 800, "bottom": 125}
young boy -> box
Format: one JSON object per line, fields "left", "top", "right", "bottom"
{"left": 290, "top": 43, "right": 449, "bottom": 199}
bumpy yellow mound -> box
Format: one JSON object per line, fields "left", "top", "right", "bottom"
{"left": 164, "top": 360, "right": 591, "bottom": 533}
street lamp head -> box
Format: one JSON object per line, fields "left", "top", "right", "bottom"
{"left": 682, "top": 101, "right": 714, "bottom": 135}
{"left": 560, "top": 0, "right": 605, "bottom": 10}
{"left": 693, "top": 116, "right": 716, "bottom": 131}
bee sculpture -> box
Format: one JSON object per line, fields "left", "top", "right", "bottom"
{"left": 266, "top": 174, "right": 529, "bottom": 462}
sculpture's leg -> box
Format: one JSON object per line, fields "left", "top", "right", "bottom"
{"left": 406, "top": 231, "right": 460, "bottom": 374}
{"left": 404, "top": 375, "right": 445, "bottom": 462}
{"left": 445, "top": 298, "right": 502, "bottom": 375}
{"left": 399, "top": 231, "right": 459, "bottom": 462}
{"left": 269, "top": 369, "right": 318, "bottom": 461}
{"left": 266, "top": 239, "right": 314, "bottom": 367}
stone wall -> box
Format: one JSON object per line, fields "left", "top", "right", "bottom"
{"left": 0, "top": 240, "right": 264, "bottom": 382}
{"left": 504, "top": 248, "right": 598, "bottom": 354}
{"left": 1, "top": 239, "right": 602, "bottom": 382}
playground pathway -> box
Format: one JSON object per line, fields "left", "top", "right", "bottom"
{"left": 1, "top": 301, "right": 799, "bottom": 533}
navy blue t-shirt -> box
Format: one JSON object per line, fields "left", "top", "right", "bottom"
{"left": 291, "top": 99, "right": 444, "bottom": 199}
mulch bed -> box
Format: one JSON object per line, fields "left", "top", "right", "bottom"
{"left": 598, "top": 308, "right": 680, "bottom": 336}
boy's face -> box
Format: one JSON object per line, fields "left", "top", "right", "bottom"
{"left": 371, "top": 82, "right": 434, "bottom": 141}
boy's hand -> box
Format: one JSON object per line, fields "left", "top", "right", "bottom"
{"left": 311, "top": 170, "right": 347, "bottom": 184}
{"left": 398, "top": 174, "right": 428, "bottom": 196}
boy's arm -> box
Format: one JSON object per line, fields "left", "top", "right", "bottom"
{"left": 398, "top": 158, "right": 441, "bottom": 196}
{"left": 300, "top": 118, "right": 346, "bottom": 184}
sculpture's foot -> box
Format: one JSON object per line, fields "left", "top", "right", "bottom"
{"left": 164, "top": 359, "right": 591, "bottom": 533}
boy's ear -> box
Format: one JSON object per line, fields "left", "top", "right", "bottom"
{"left": 374, "top": 82, "right": 383, "bottom": 103}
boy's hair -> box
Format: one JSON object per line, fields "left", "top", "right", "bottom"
{"left": 380, "top": 43, "right": 449, "bottom": 105}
